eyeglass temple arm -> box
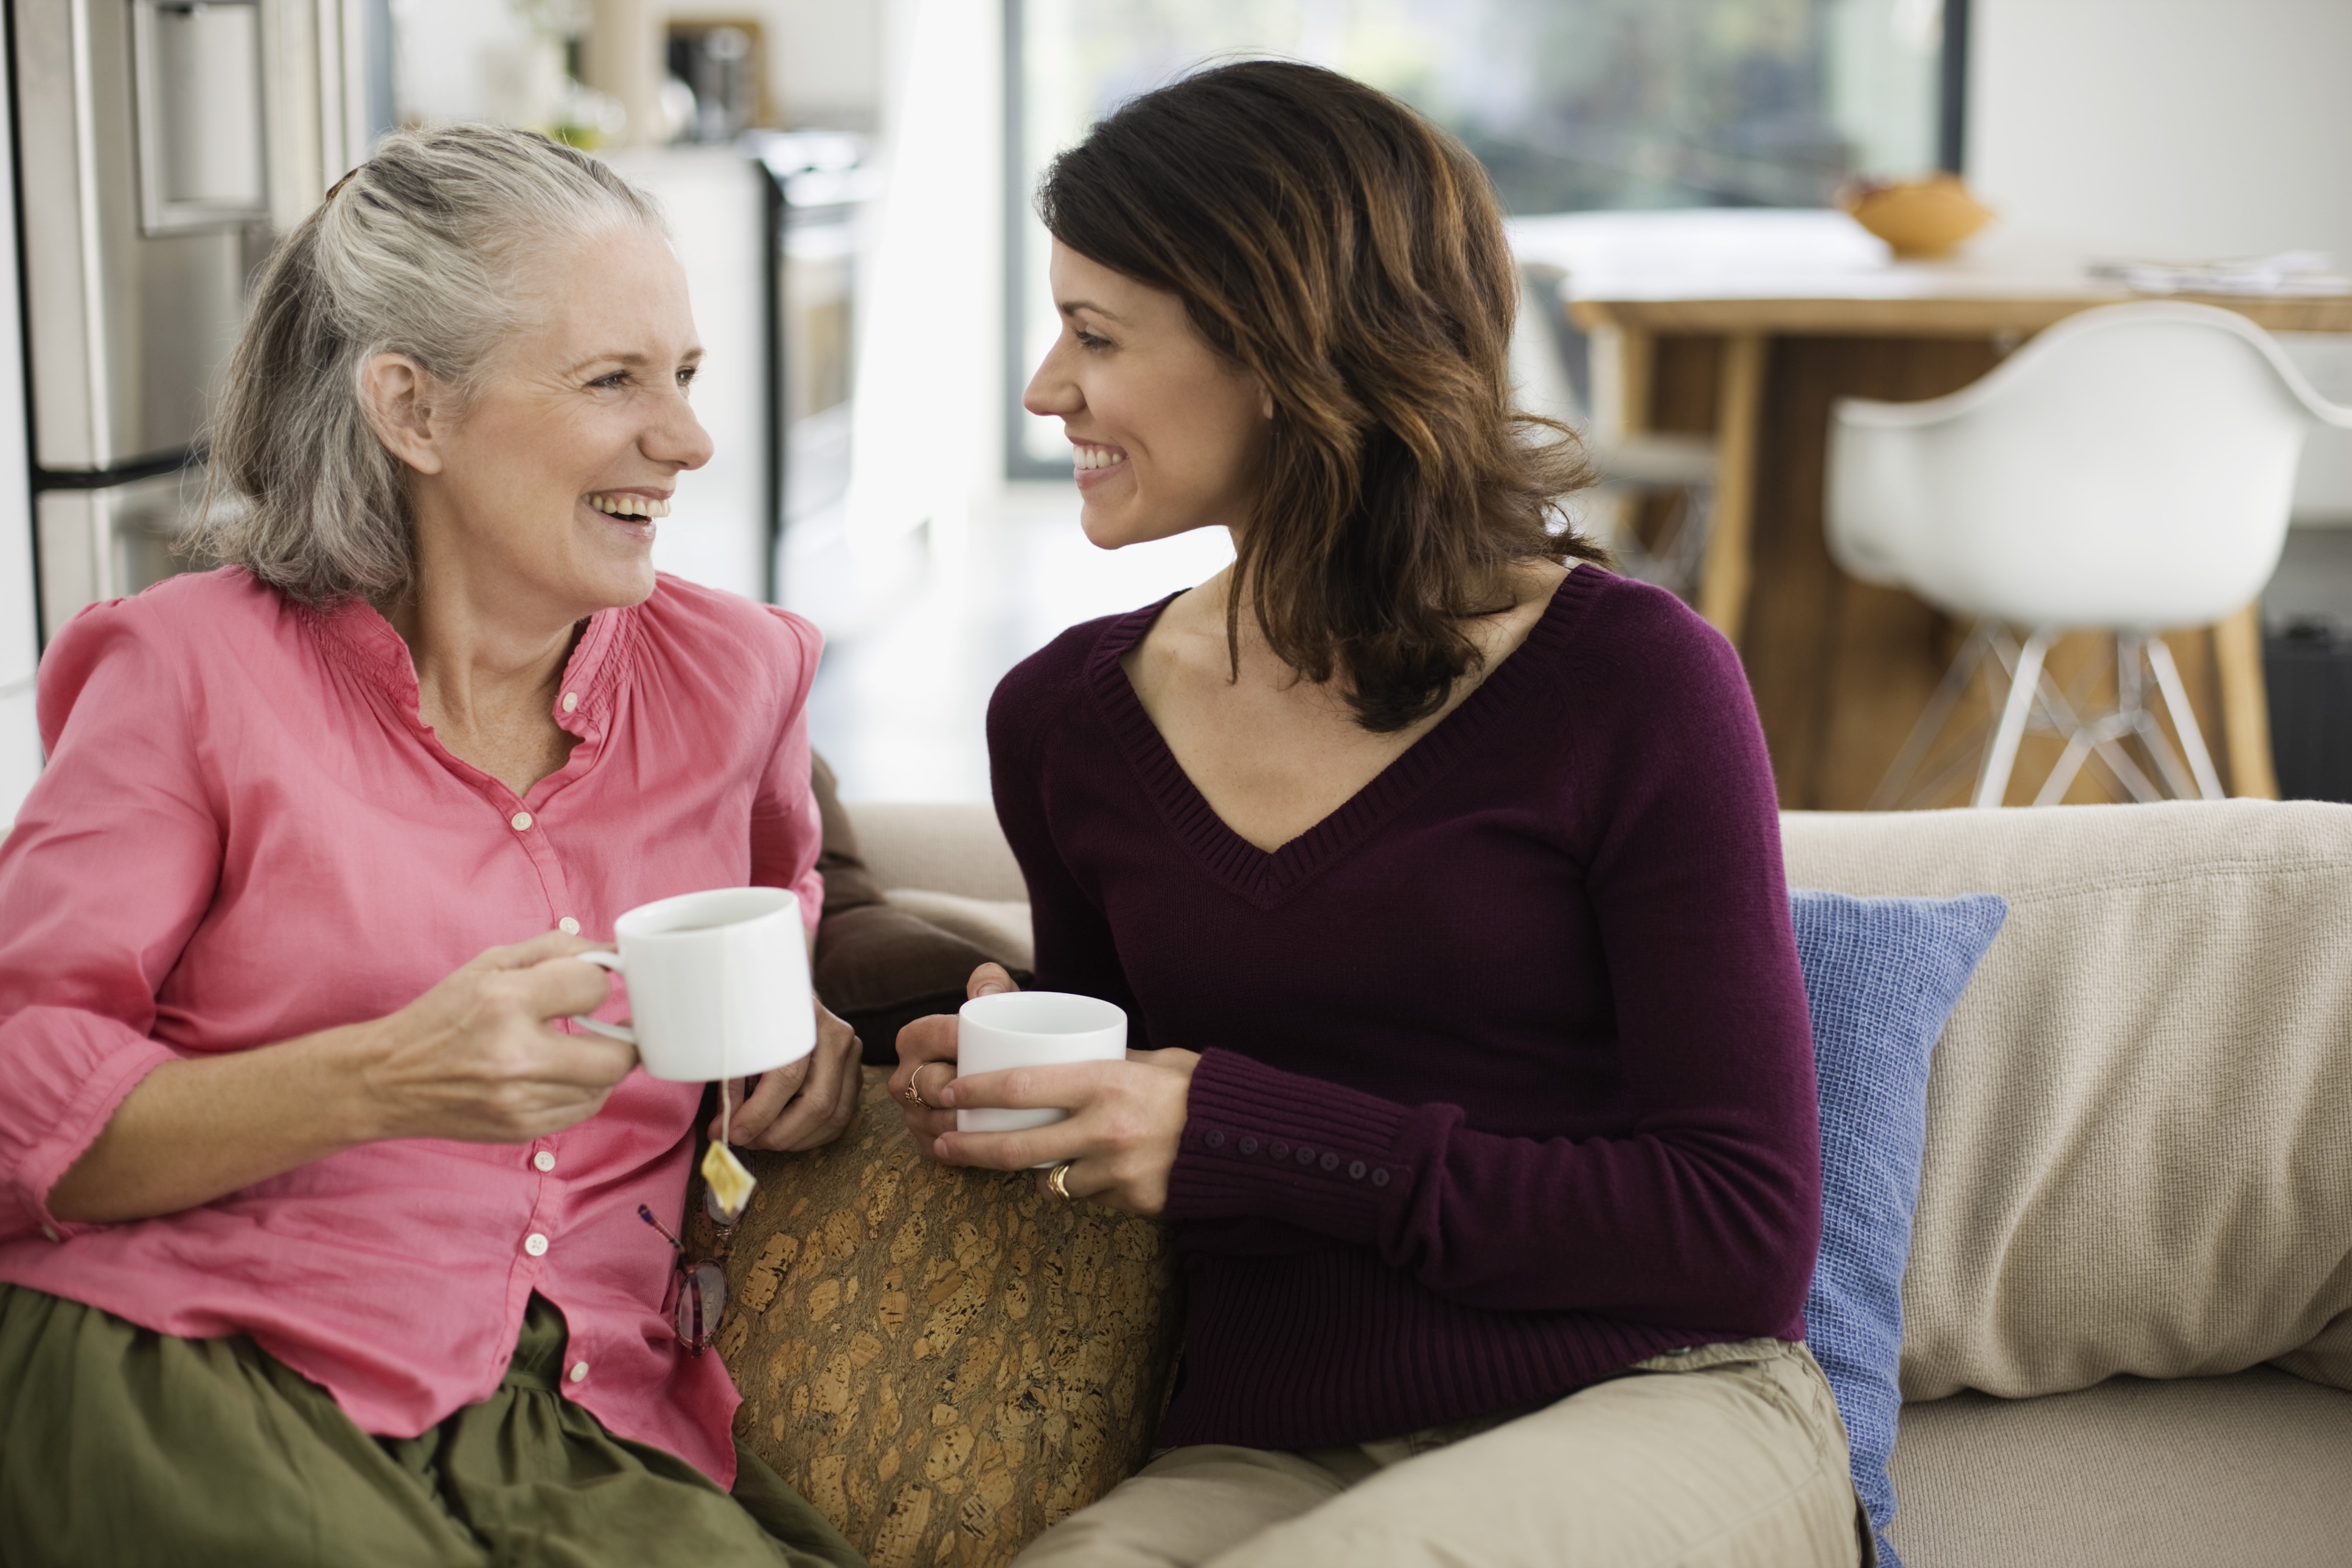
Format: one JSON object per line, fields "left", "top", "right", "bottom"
{"left": 636, "top": 1204, "right": 687, "bottom": 1252}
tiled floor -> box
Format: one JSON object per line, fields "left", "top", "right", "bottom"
{"left": 799, "top": 484, "right": 1235, "bottom": 801}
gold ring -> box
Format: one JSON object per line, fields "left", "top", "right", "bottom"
{"left": 1046, "top": 1160, "right": 1076, "bottom": 1201}
{"left": 903, "top": 1067, "right": 934, "bottom": 1111}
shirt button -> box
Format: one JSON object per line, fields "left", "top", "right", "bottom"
{"left": 1320, "top": 1151, "right": 1340, "bottom": 1171}
{"left": 562, "top": 692, "right": 580, "bottom": 713}
{"left": 1203, "top": 1131, "right": 1224, "bottom": 1150}
{"left": 558, "top": 917, "right": 580, "bottom": 935}
{"left": 569, "top": 1360, "right": 590, "bottom": 1383}
{"left": 1238, "top": 1137, "right": 1259, "bottom": 1156}
{"left": 533, "top": 1151, "right": 556, "bottom": 1173}
{"left": 524, "top": 1232, "right": 549, "bottom": 1257}
{"left": 510, "top": 811, "right": 534, "bottom": 832}
{"left": 1371, "top": 1168, "right": 1391, "bottom": 1188}
{"left": 1349, "top": 1160, "right": 1367, "bottom": 1180}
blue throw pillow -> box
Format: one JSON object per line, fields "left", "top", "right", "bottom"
{"left": 1790, "top": 889, "right": 2007, "bottom": 1568}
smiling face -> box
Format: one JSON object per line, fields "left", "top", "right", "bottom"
{"left": 1023, "top": 240, "right": 1272, "bottom": 550}
{"left": 385, "top": 224, "right": 714, "bottom": 624}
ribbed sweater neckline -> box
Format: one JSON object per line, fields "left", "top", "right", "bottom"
{"left": 1082, "top": 565, "right": 1598, "bottom": 909}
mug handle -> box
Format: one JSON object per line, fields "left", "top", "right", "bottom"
{"left": 570, "top": 950, "right": 636, "bottom": 1044}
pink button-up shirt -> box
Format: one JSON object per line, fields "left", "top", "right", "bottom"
{"left": 0, "top": 566, "right": 824, "bottom": 1485}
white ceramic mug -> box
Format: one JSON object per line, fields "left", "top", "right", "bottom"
{"left": 955, "top": 991, "right": 1128, "bottom": 1150}
{"left": 571, "top": 887, "right": 815, "bottom": 1083}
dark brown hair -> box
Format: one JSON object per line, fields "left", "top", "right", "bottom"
{"left": 1038, "top": 59, "right": 1599, "bottom": 731}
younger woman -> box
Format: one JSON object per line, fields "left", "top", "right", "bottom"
{"left": 893, "top": 61, "right": 1865, "bottom": 1567}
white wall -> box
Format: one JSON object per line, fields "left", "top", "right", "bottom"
{"left": 756, "top": 0, "right": 882, "bottom": 128}
{"left": 1969, "top": 0, "right": 2352, "bottom": 527}
{"left": 840, "top": 0, "right": 1002, "bottom": 551}
{"left": 388, "top": 0, "right": 535, "bottom": 126}
{"left": 392, "top": 0, "right": 882, "bottom": 131}
{"left": 1968, "top": 0, "right": 2352, "bottom": 262}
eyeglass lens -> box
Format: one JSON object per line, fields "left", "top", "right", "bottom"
{"left": 677, "top": 1260, "right": 729, "bottom": 1350}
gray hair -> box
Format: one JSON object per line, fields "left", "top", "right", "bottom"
{"left": 193, "top": 124, "right": 665, "bottom": 605}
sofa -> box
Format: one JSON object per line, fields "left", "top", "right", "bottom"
{"left": 794, "top": 795, "right": 2352, "bottom": 1567}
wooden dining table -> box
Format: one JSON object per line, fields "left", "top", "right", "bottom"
{"left": 1507, "top": 209, "right": 2352, "bottom": 810}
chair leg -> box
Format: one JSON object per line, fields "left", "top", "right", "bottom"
{"left": 1664, "top": 485, "right": 1715, "bottom": 596}
{"left": 1975, "top": 628, "right": 2051, "bottom": 808}
{"left": 2013, "top": 637, "right": 2162, "bottom": 803}
{"left": 2143, "top": 635, "right": 2227, "bottom": 800}
{"left": 2033, "top": 726, "right": 2096, "bottom": 807}
{"left": 1870, "top": 620, "right": 1995, "bottom": 810}
{"left": 2112, "top": 633, "right": 2198, "bottom": 799}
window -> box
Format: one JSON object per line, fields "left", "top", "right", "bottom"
{"left": 1006, "top": 0, "right": 1966, "bottom": 471}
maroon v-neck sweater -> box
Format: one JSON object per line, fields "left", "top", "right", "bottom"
{"left": 986, "top": 566, "right": 1820, "bottom": 1451}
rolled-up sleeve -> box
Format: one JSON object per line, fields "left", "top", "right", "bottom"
{"left": 747, "top": 606, "right": 824, "bottom": 932}
{"left": 0, "top": 600, "right": 217, "bottom": 1241}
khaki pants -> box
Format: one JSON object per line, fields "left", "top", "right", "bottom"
{"left": 1013, "top": 1339, "right": 1870, "bottom": 1568}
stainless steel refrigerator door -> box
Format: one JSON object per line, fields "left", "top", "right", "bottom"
{"left": 36, "top": 471, "right": 206, "bottom": 636}
{"left": 15, "top": 0, "right": 257, "bottom": 471}
{"left": 0, "top": 23, "right": 39, "bottom": 821}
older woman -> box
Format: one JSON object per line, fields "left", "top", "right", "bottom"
{"left": 892, "top": 63, "right": 1866, "bottom": 1567}
{"left": 0, "top": 127, "right": 865, "bottom": 1567}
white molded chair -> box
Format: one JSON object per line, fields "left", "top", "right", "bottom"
{"left": 1828, "top": 301, "right": 2352, "bottom": 809}
{"left": 1514, "top": 264, "right": 1717, "bottom": 595}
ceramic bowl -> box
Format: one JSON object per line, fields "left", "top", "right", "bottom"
{"left": 1839, "top": 175, "right": 1994, "bottom": 259}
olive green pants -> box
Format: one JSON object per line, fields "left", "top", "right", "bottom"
{"left": 0, "top": 1284, "right": 866, "bottom": 1568}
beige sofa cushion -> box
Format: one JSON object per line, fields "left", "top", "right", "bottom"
{"left": 1782, "top": 801, "right": 2352, "bottom": 1401}
{"left": 1887, "top": 1371, "right": 2352, "bottom": 1568}
{"left": 849, "top": 803, "right": 1030, "bottom": 904}
{"left": 885, "top": 889, "right": 1037, "bottom": 975}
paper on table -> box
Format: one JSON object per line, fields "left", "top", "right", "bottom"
{"left": 2088, "top": 251, "right": 2352, "bottom": 297}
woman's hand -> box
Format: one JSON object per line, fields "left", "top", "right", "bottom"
{"left": 54, "top": 931, "right": 635, "bottom": 1224}
{"left": 888, "top": 962, "right": 1197, "bottom": 1212}
{"left": 931, "top": 1049, "right": 1200, "bottom": 1215}
{"left": 888, "top": 963, "right": 1020, "bottom": 1155}
{"left": 360, "top": 931, "right": 638, "bottom": 1142}
{"left": 717, "top": 999, "right": 863, "bottom": 1151}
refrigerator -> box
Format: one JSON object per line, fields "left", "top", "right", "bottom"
{"left": 2, "top": 0, "right": 383, "bottom": 820}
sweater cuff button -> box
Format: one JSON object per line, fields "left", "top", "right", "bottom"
{"left": 1203, "top": 1130, "right": 1225, "bottom": 1150}
{"left": 1238, "top": 1137, "right": 1259, "bottom": 1156}
{"left": 1348, "top": 1160, "right": 1367, "bottom": 1180}
{"left": 1320, "top": 1151, "right": 1339, "bottom": 1171}
{"left": 1371, "top": 1168, "right": 1391, "bottom": 1187}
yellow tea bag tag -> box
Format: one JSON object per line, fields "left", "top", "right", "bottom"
{"left": 701, "top": 1140, "right": 756, "bottom": 1223}
{"left": 701, "top": 1073, "right": 755, "bottom": 1222}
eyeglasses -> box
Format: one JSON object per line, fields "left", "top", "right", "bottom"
{"left": 637, "top": 1191, "right": 737, "bottom": 1354}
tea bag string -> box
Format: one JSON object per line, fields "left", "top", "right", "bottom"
{"left": 719, "top": 991, "right": 733, "bottom": 1148}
